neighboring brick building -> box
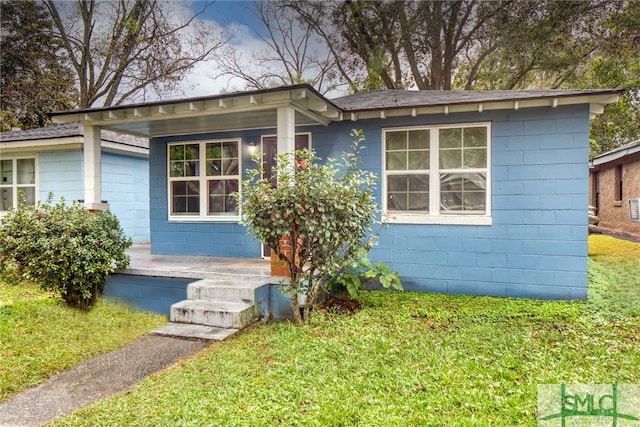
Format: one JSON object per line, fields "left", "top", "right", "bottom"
{"left": 589, "top": 139, "right": 640, "bottom": 237}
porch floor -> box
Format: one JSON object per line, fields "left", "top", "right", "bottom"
{"left": 121, "top": 244, "right": 272, "bottom": 280}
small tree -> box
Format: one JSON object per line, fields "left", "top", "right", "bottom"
{"left": 0, "top": 195, "right": 132, "bottom": 310}
{"left": 239, "top": 129, "right": 382, "bottom": 324}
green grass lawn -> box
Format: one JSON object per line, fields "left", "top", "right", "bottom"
{"left": 0, "top": 282, "right": 167, "bottom": 401}
{"left": 47, "top": 235, "right": 639, "bottom": 426}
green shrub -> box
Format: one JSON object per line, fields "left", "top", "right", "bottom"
{"left": 0, "top": 195, "right": 132, "bottom": 309}
{"left": 329, "top": 250, "right": 403, "bottom": 298}
{"left": 238, "top": 129, "right": 391, "bottom": 324}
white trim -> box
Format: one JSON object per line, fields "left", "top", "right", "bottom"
{"left": 382, "top": 122, "right": 492, "bottom": 225}
{"left": 387, "top": 214, "right": 492, "bottom": 226}
{"left": 0, "top": 154, "right": 39, "bottom": 213}
{"left": 167, "top": 138, "right": 242, "bottom": 222}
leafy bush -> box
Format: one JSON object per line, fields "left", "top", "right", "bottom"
{"left": 238, "top": 129, "right": 394, "bottom": 324}
{"left": 0, "top": 195, "right": 132, "bottom": 309}
{"left": 329, "top": 250, "right": 402, "bottom": 298}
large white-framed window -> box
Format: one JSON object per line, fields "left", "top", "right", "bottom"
{"left": 0, "top": 156, "right": 38, "bottom": 213}
{"left": 168, "top": 139, "right": 240, "bottom": 221}
{"left": 383, "top": 123, "right": 491, "bottom": 225}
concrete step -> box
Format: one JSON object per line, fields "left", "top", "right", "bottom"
{"left": 170, "top": 300, "right": 257, "bottom": 329}
{"left": 187, "top": 279, "right": 260, "bottom": 303}
{"left": 150, "top": 322, "right": 238, "bottom": 341}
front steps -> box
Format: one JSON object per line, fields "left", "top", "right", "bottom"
{"left": 151, "top": 278, "right": 267, "bottom": 341}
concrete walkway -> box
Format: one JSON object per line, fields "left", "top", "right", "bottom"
{"left": 0, "top": 335, "right": 208, "bottom": 427}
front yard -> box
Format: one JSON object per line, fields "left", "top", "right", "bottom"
{"left": 38, "top": 235, "right": 640, "bottom": 426}
{"left": 0, "top": 282, "right": 166, "bottom": 401}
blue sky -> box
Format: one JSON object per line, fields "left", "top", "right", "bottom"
{"left": 192, "top": 0, "right": 265, "bottom": 37}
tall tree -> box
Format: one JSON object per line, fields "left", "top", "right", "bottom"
{"left": 581, "top": 0, "right": 640, "bottom": 156}
{"left": 284, "top": 0, "right": 618, "bottom": 92}
{"left": 215, "top": 1, "right": 340, "bottom": 94}
{"left": 0, "top": 0, "right": 77, "bottom": 131}
{"left": 44, "top": 0, "right": 227, "bottom": 108}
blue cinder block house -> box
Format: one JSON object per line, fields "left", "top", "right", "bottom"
{"left": 49, "top": 85, "right": 621, "bottom": 301}
{"left": 0, "top": 123, "right": 150, "bottom": 243}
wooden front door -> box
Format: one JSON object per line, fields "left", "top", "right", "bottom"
{"left": 261, "top": 134, "right": 310, "bottom": 258}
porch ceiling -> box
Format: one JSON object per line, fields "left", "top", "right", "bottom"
{"left": 50, "top": 85, "right": 342, "bottom": 138}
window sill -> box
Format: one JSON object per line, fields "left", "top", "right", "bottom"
{"left": 168, "top": 216, "right": 241, "bottom": 223}
{"left": 613, "top": 201, "right": 623, "bottom": 207}
{"left": 386, "top": 214, "right": 492, "bottom": 226}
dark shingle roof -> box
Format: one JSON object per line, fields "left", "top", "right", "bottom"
{"left": 331, "top": 89, "right": 621, "bottom": 111}
{"left": 0, "top": 122, "right": 148, "bottom": 149}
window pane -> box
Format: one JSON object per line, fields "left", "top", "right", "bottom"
{"left": 408, "top": 174, "right": 428, "bottom": 191}
{"left": 441, "top": 173, "right": 486, "bottom": 212}
{"left": 222, "top": 142, "right": 238, "bottom": 159}
{"left": 463, "top": 191, "right": 486, "bottom": 212}
{"left": 386, "top": 131, "right": 407, "bottom": 150}
{"left": 0, "top": 188, "right": 13, "bottom": 210}
{"left": 408, "top": 150, "right": 429, "bottom": 170}
{"left": 171, "top": 181, "right": 199, "bottom": 214}
{"left": 440, "top": 128, "right": 462, "bottom": 149}
{"left": 208, "top": 179, "right": 239, "bottom": 214}
{"left": 408, "top": 192, "right": 429, "bottom": 210}
{"left": 440, "top": 149, "right": 462, "bottom": 169}
{"left": 387, "top": 175, "right": 408, "bottom": 192}
{"left": 207, "top": 142, "right": 238, "bottom": 176}
{"left": 169, "top": 145, "right": 184, "bottom": 161}
{"left": 386, "top": 152, "right": 407, "bottom": 170}
{"left": 388, "top": 192, "right": 407, "bottom": 210}
{"left": 408, "top": 130, "right": 429, "bottom": 150}
{"left": 206, "top": 144, "right": 222, "bottom": 159}
{"left": 464, "top": 127, "right": 487, "bottom": 148}
{"left": 207, "top": 160, "right": 222, "bottom": 176}
{"left": 1, "top": 160, "right": 13, "bottom": 185}
{"left": 170, "top": 145, "right": 199, "bottom": 177}
{"left": 17, "top": 159, "right": 35, "bottom": 184}
{"left": 387, "top": 174, "right": 429, "bottom": 212}
{"left": 18, "top": 187, "right": 35, "bottom": 206}
{"left": 463, "top": 148, "right": 487, "bottom": 168}
{"left": 186, "top": 161, "right": 199, "bottom": 176}
{"left": 169, "top": 161, "right": 182, "bottom": 177}
{"left": 184, "top": 145, "right": 199, "bottom": 160}
{"left": 222, "top": 158, "right": 239, "bottom": 175}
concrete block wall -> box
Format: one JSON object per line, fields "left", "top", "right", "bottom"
{"left": 102, "top": 152, "right": 150, "bottom": 243}
{"left": 38, "top": 150, "right": 84, "bottom": 201}
{"left": 38, "top": 149, "right": 150, "bottom": 243}
{"left": 147, "top": 104, "right": 591, "bottom": 300}
{"left": 149, "top": 131, "right": 263, "bottom": 257}
{"left": 348, "top": 105, "right": 589, "bottom": 300}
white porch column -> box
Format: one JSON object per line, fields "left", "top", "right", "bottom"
{"left": 83, "top": 125, "right": 108, "bottom": 210}
{"left": 277, "top": 106, "right": 296, "bottom": 178}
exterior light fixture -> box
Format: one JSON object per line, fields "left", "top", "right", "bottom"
{"left": 248, "top": 140, "right": 257, "bottom": 154}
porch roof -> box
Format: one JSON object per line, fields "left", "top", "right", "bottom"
{"left": 50, "top": 85, "right": 341, "bottom": 138}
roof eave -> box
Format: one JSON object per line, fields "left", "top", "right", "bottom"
{"left": 341, "top": 91, "right": 623, "bottom": 121}
{"left": 591, "top": 142, "right": 640, "bottom": 166}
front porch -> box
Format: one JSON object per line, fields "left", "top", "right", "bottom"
{"left": 104, "top": 245, "right": 292, "bottom": 340}
{"left": 123, "top": 243, "right": 271, "bottom": 280}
